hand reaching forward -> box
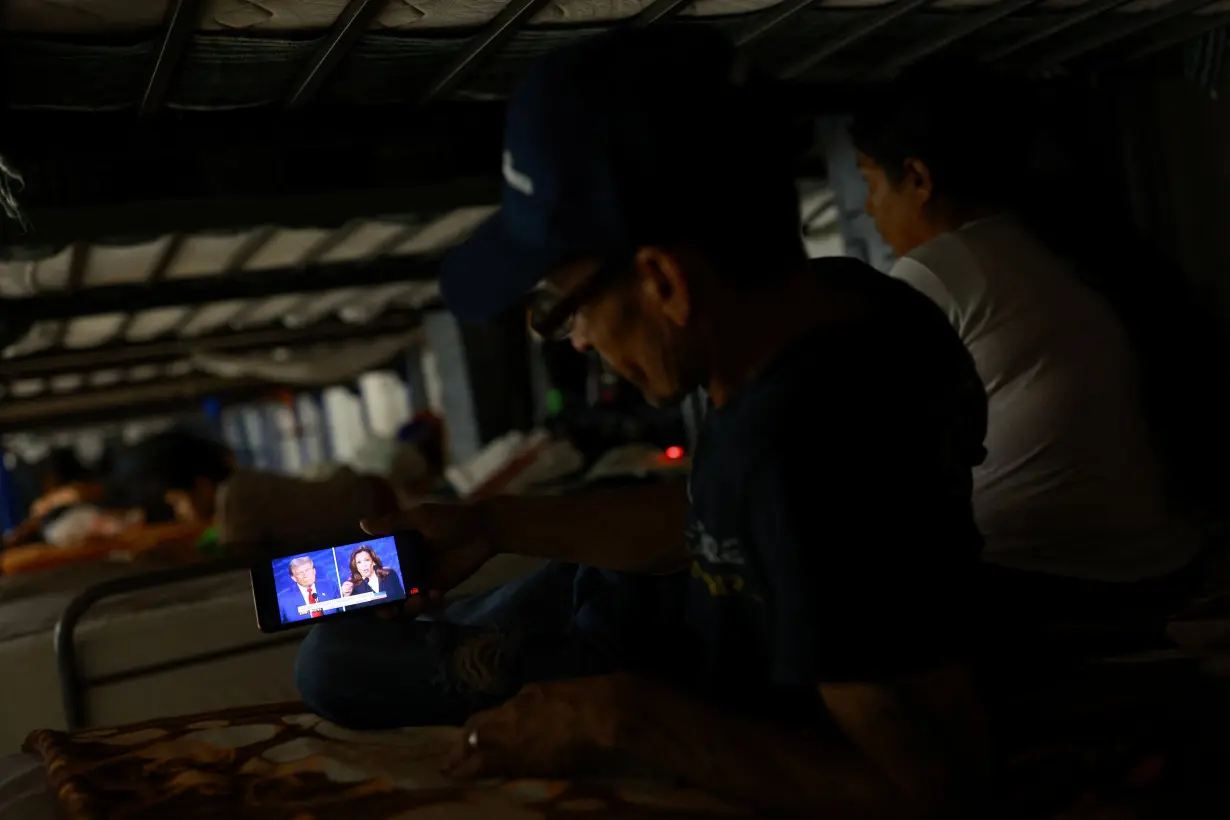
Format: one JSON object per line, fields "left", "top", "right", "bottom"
{"left": 360, "top": 502, "right": 496, "bottom": 616}
{"left": 442, "top": 676, "right": 624, "bottom": 779}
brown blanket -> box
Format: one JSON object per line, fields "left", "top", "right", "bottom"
{"left": 24, "top": 702, "right": 746, "bottom": 819}
{"left": 22, "top": 651, "right": 1230, "bottom": 820}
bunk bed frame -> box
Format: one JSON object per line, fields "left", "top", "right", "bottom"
{"left": 0, "top": 0, "right": 1226, "bottom": 437}
{"left": 0, "top": 6, "right": 1223, "bottom": 817}
{"left": 52, "top": 557, "right": 300, "bottom": 732}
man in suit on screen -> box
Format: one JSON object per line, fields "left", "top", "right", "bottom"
{"left": 279, "top": 555, "right": 340, "bottom": 623}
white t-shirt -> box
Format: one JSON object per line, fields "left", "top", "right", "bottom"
{"left": 889, "top": 213, "right": 1200, "bottom": 581}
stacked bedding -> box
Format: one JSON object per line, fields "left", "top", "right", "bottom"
{"left": 2, "top": 0, "right": 789, "bottom": 34}
{"left": 8, "top": 1, "right": 1228, "bottom": 112}
{"left": 9, "top": 0, "right": 1230, "bottom": 35}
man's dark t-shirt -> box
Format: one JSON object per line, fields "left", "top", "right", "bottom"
{"left": 663, "top": 257, "right": 988, "bottom": 721}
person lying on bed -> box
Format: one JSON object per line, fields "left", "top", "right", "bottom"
{"left": 338, "top": 544, "right": 404, "bottom": 607}
{"left": 4, "top": 448, "right": 106, "bottom": 547}
{"left": 297, "top": 28, "right": 993, "bottom": 819}
{"left": 113, "top": 429, "right": 399, "bottom": 555}
{"left": 110, "top": 430, "right": 235, "bottom": 526}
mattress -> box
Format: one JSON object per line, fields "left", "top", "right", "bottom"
{"left": 0, "top": 560, "right": 238, "bottom": 643}
{"left": 0, "top": 553, "right": 546, "bottom": 752}
{"left": 5, "top": 0, "right": 1228, "bottom": 34}
{"left": 0, "top": 567, "right": 305, "bottom": 751}
{"left": 0, "top": 0, "right": 786, "bottom": 34}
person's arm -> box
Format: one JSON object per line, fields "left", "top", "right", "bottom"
{"left": 3, "top": 516, "right": 43, "bottom": 547}
{"left": 604, "top": 666, "right": 988, "bottom": 818}
{"left": 457, "top": 467, "right": 991, "bottom": 816}
{"left": 480, "top": 480, "right": 690, "bottom": 573}
{"left": 592, "top": 464, "right": 990, "bottom": 817}
{"left": 363, "top": 478, "right": 691, "bottom": 607}
{"left": 457, "top": 664, "right": 988, "bottom": 818}
{"left": 29, "top": 482, "right": 102, "bottom": 520}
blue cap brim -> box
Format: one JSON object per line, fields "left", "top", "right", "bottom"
{"left": 439, "top": 213, "right": 569, "bottom": 325}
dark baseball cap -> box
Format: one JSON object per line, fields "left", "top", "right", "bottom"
{"left": 439, "top": 27, "right": 798, "bottom": 324}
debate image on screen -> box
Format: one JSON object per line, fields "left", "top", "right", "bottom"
{"left": 334, "top": 536, "right": 407, "bottom": 611}
{"left": 273, "top": 536, "right": 406, "bottom": 625}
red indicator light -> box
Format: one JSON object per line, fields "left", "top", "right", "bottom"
{"left": 665, "top": 446, "right": 684, "bottom": 460}
{"left": 410, "top": 587, "right": 420, "bottom": 595}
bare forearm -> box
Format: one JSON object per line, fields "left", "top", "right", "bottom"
{"left": 4, "top": 518, "right": 42, "bottom": 546}
{"left": 481, "top": 481, "right": 689, "bottom": 572}
{"left": 607, "top": 675, "right": 918, "bottom": 819}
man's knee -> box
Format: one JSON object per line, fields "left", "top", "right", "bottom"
{"left": 295, "top": 617, "right": 418, "bottom": 728}
{"left": 293, "top": 616, "right": 488, "bottom": 730}
{"left": 295, "top": 622, "right": 364, "bottom": 727}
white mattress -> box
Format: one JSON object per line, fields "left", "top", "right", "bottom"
{"left": 0, "top": 568, "right": 305, "bottom": 751}
{"left": 0, "top": 553, "right": 545, "bottom": 753}
{"left": 4, "top": 0, "right": 1227, "bottom": 34}
{"left": 1, "top": 0, "right": 786, "bottom": 34}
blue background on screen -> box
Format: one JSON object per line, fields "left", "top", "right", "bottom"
{"left": 333, "top": 535, "right": 403, "bottom": 595}
{"left": 272, "top": 548, "right": 342, "bottom": 624}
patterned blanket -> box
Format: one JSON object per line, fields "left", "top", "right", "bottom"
{"left": 24, "top": 702, "right": 747, "bottom": 820}
{"left": 21, "top": 652, "right": 1230, "bottom": 820}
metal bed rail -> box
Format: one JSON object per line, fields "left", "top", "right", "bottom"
{"left": 54, "top": 557, "right": 303, "bottom": 732}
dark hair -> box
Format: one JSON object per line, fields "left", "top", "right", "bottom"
{"left": 41, "top": 447, "right": 94, "bottom": 487}
{"left": 348, "top": 545, "right": 390, "bottom": 586}
{"left": 106, "top": 429, "right": 233, "bottom": 513}
{"left": 849, "top": 60, "right": 1034, "bottom": 207}
{"left": 117, "top": 429, "right": 232, "bottom": 488}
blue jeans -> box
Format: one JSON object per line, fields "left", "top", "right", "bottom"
{"left": 295, "top": 562, "right": 672, "bottom": 729}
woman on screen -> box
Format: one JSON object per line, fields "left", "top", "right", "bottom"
{"left": 340, "top": 545, "right": 404, "bottom": 605}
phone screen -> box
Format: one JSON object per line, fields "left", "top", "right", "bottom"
{"left": 250, "top": 533, "right": 425, "bottom": 633}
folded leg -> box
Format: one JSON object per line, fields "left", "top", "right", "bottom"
{"left": 295, "top": 562, "right": 618, "bottom": 729}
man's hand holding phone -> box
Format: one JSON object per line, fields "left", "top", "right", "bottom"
{"left": 360, "top": 502, "right": 495, "bottom": 616}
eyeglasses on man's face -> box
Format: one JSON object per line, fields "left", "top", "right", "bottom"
{"left": 527, "top": 256, "right": 631, "bottom": 342}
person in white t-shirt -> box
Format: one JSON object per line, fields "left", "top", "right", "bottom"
{"left": 847, "top": 66, "right": 1204, "bottom": 621}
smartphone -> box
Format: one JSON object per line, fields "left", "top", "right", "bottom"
{"left": 250, "top": 532, "right": 428, "bottom": 633}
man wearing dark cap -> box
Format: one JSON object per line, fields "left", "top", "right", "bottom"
{"left": 300, "top": 27, "right": 992, "bottom": 817}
